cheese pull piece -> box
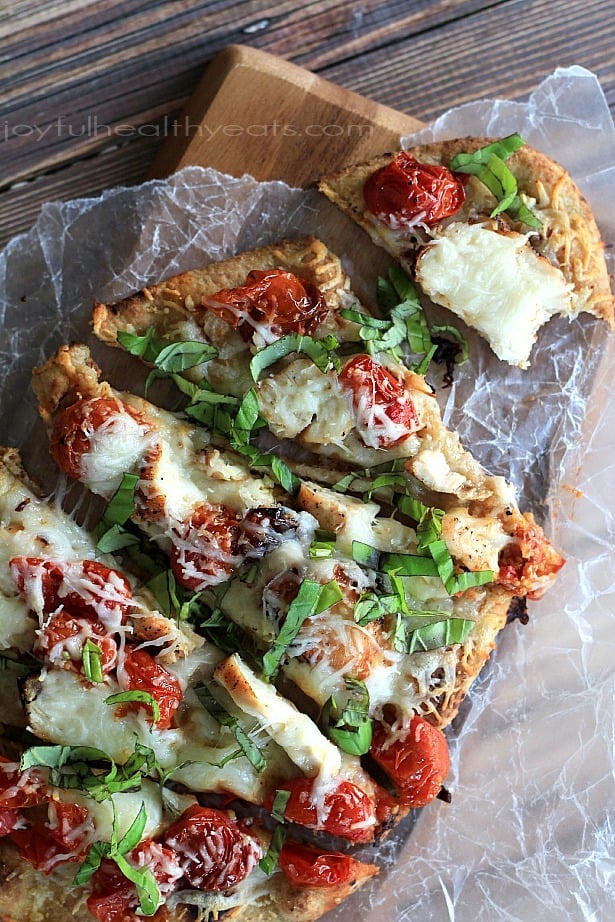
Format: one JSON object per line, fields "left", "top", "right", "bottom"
{"left": 415, "top": 222, "right": 574, "bottom": 367}
{"left": 214, "top": 653, "right": 341, "bottom": 777}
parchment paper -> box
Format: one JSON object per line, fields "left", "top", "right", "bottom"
{"left": 0, "top": 65, "right": 613, "bottom": 920}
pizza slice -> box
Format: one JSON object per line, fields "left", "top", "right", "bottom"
{"left": 93, "top": 235, "right": 360, "bottom": 398}
{"left": 319, "top": 135, "right": 614, "bottom": 366}
{"left": 0, "top": 450, "right": 380, "bottom": 922}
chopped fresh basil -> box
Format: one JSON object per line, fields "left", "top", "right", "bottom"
{"left": 20, "top": 741, "right": 159, "bottom": 803}
{"left": 118, "top": 329, "right": 217, "bottom": 372}
{"left": 154, "top": 341, "right": 218, "bottom": 373}
{"left": 430, "top": 324, "right": 470, "bottom": 365}
{"left": 450, "top": 135, "right": 542, "bottom": 229}
{"left": 226, "top": 388, "right": 301, "bottom": 495}
{"left": 416, "top": 506, "right": 445, "bottom": 554}
{"left": 352, "top": 538, "right": 493, "bottom": 596}
{"left": 96, "top": 523, "right": 140, "bottom": 554}
{"left": 320, "top": 677, "right": 372, "bottom": 756}
{"left": 354, "top": 591, "right": 401, "bottom": 626}
{"left": 74, "top": 840, "right": 110, "bottom": 884}
{"left": 333, "top": 458, "right": 409, "bottom": 495}
{"left": 105, "top": 690, "right": 161, "bottom": 727}
{"left": 259, "top": 822, "right": 287, "bottom": 875}
{"left": 270, "top": 788, "right": 291, "bottom": 823}
{"left": 392, "top": 613, "right": 475, "bottom": 654}
{"left": 352, "top": 541, "right": 440, "bottom": 577}
{"left": 147, "top": 568, "right": 202, "bottom": 623}
{"left": 308, "top": 540, "right": 336, "bottom": 559}
{"left": 96, "top": 472, "right": 141, "bottom": 553}
{"left": 75, "top": 802, "right": 162, "bottom": 916}
{"left": 114, "top": 852, "right": 161, "bottom": 916}
{"left": 196, "top": 688, "right": 267, "bottom": 774}
{"left": 101, "top": 472, "right": 139, "bottom": 526}
{"left": 117, "top": 328, "right": 159, "bottom": 363}
{"left": 82, "top": 639, "right": 104, "bottom": 683}
{"left": 361, "top": 472, "right": 409, "bottom": 502}
{"left": 249, "top": 333, "right": 341, "bottom": 381}
{"left": 262, "top": 579, "right": 341, "bottom": 680}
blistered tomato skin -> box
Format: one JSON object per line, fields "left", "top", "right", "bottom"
{"left": 278, "top": 841, "right": 364, "bottom": 888}
{"left": 265, "top": 778, "right": 377, "bottom": 843}
{"left": 169, "top": 503, "right": 242, "bottom": 591}
{"left": 370, "top": 715, "right": 450, "bottom": 808}
{"left": 50, "top": 396, "right": 147, "bottom": 480}
{"left": 34, "top": 612, "right": 118, "bottom": 673}
{"left": 207, "top": 268, "right": 329, "bottom": 338}
{"left": 10, "top": 557, "right": 132, "bottom": 623}
{"left": 364, "top": 153, "right": 466, "bottom": 228}
{"left": 338, "top": 354, "right": 421, "bottom": 448}
{"left": 162, "top": 805, "right": 262, "bottom": 891}
{"left": 118, "top": 647, "right": 183, "bottom": 729}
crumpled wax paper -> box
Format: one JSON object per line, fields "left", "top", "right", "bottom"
{"left": 1, "top": 65, "right": 614, "bottom": 920}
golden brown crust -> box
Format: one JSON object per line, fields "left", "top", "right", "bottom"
{"left": 319, "top": 137, "right": 614, "bottom": 326}
{"left": 31, "top": 342, "right": 108, "bottom": 428}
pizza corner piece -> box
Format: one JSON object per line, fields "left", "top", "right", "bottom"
{"left": 319, "top": 134, "right": 615, "bottom": 368}
{"left": 0, "top": 447, "right": 380, "bottom": 922}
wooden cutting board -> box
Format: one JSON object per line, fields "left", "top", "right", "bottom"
{"left": 149, "top": 44, "right": 424, "bottom": 185}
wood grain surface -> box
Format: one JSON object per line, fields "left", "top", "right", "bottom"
{"left": 148, "top": 45, "right": 424, "bottom": 185}
{"left": 1, "top": 0, "right": 614, "bottom": 246}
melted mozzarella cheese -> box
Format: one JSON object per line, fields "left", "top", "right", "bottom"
{"left": 257, "top": 360, "right": 355, "bottom": 443}
{"left": 416, "top": 222, "right": 574, "bottom": 367}
{"left": 80, "top": 412, "right": 154, "bottom": 497}
{"left": 0, "top": 474, "right": 97, "bottom": 650}
{"left": 59, "top": 780, "right": 165, "bottom": 842}
{"left": 26, "top": 668, "right": 292, "bottom": 804}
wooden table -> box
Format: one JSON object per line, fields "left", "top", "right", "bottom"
{"left": 1, "top": 0, "right": 613, "bottom": 248}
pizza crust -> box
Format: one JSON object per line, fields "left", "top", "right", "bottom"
{"left": 319, "top": 138, "right": 614, "bottom": 362}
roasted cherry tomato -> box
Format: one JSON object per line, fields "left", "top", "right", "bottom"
{"left": 265, "top": 778, "right": 377, "bottom": 843}
{"left": 0, "top": 755, "right": 48, "bottom": 809}
{"left": 10, "top": 558, "right": 132, "bottom": 625}
{"left": 87, "top": 839, "right": 182, "bottom": 921}
{"left": 206, "top": 268, "right": 329, "bottom": 338}
{"left": 34, "top": 612, "right": 118, "bottom": 674}
{"left": 364, "top": 152, "right": 466, "bottom": 228}
{"left": 50, "top": 396, "right": 148, "bottom": 480}
{"left": 278, "top": 840, "right": 366, "bottom": 889}
{"left": 338, "top": 354, "right": 421, "bottom": 448}
{"left": 87, "top": 861, "right": 136, "bottom": 922}
{"left": 498, "top": 517, "right": 565, "bottom": 600}
{"left": 10, "top": 802, "right": 91, "bottom": 873}
{"left": 370, "top": 715, "right": 450, "bottom": 808}
{"left": 118, "top": 647, "right": 183, "bottom": 729}
{"left": 162, "top": 805, "right": 261, "bottom": 891}
{"left": 169, "top": 503, "right": 242, "bottom": 591}
{"left": 0, "top": 805, "right": 23, "bottom": 837}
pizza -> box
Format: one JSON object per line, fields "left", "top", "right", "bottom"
{"left": 0, "top": 448, "right": 379, "bottom": 922}
{"left": 318, "top": 135, "right": 614, "bottom": 367}
{"left": 1, "top": 206, "right": 572, "bottom": 919}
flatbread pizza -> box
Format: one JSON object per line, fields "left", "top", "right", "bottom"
{"left": 0, "top": 194, "right": 577, "bottom": 919}
{"left": 319, "top": 135, "right": 614, "bottom": 366}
